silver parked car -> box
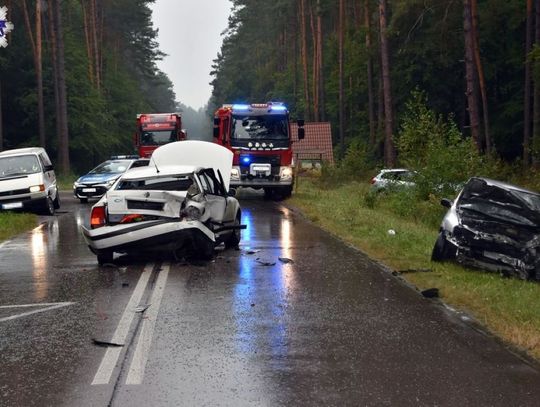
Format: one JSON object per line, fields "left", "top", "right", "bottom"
{"left": 431, "top": 177, "right": 540, "bottom": 280}
{"left": 81, "top": 141, "right": 244, "bottom": 265}
{"left": 370, "top": 169, "right": 416, "bottom": 191}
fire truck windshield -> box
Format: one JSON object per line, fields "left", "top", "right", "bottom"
{"left": 141, "top": 130, "right": 176, "bottom": 146}
{"left": 231, "top": 115, "right": 288, "bottom": 140}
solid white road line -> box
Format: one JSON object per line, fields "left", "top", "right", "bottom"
{"left": 0, "top": 302, "right": 74, "bottom": 323}
{"left": 125, "top": 262, "right": 170, "bottom": 385}
{"left": 92, "top": 263, "right": 154, "bottom": 386}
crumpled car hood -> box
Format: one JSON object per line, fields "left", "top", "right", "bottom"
{"left": 151, "top": 140, "right": 233, "bottom": 190}
{"left": 451, "top": 178, "right": 540, "bottom": 278}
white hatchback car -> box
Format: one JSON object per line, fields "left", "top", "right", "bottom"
{"left": 81, "top": 141, "right": 244, "bottom": 264}
{"left": 0, "top": 147, "right": 60, "bottom": 215}
{"left": 370, "top": 168, "right": 416, "bottom": 191}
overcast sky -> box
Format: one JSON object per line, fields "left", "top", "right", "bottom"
{"left": 151, "top": 0, "right": 232, "bottom": 110}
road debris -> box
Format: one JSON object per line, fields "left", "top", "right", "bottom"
{"left": 135, "top": 304, "right": 150, "bottom": 313}
{"left": 256, "top": 259, "right": 276, "bottom": 266}
{"left": 278, "top": 257, "right": 294, "bottom": 264}
{"left": 92, "top": 338, "right": 124, "bottom": 347}
{"left": 421, "top": 288, "right": 439, "bottom": 298}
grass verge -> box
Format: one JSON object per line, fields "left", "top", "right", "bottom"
{"left": 290, "top": 177, "right": 540, "bottom": 360}
{"left": 0, "top": 212, "right": 38, "bottom": 243}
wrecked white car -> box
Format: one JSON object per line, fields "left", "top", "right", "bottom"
{"left": 81, "top": 141, "right": 244, "bottom": 265}
{"left": 431, "top": 177, "right": 540, "bottom": 280}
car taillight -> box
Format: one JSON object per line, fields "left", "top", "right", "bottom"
{"left": 90, "top": 206, "right": 107, "bottom": 229}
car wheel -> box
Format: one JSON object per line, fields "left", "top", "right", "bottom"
{"left": 97, "top": 250, "right": 114, "bottom": 265}
{"left": 225, "top": 213, "right": 241, "bottom": 249}
{"left": 42, "top": 196, "right": 55, "bottom": 216}
{"left": 53, "top": 190, "right": 61, "bottom": 209}
{"left": 431, "top": 232, "right": 456, "bottom": 261}
{"left": 79, "top": 197, "right": 88, "bottom": 204}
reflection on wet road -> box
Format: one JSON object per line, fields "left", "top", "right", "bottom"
{"left": 1, "top": 191, "right": 540, "bottom": 406}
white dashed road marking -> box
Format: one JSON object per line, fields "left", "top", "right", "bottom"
{"left": 0, "top": 302, "right": 74, "bottom": 323}
{"left": 92, "top": 263, "right": 154, "bottom": 385}
{"left": 125, "top": 262, "right": 170, "bottom": 385}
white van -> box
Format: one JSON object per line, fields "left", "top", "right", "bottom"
{"left": 0, "top": 147, "right": 60, "bottom": 215}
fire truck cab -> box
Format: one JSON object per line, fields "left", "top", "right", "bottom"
{"left": 213, "top": 102, "right": 304, "bottom": 198}
{"left": 135, "top": 113, "right": 186, "bottom": 158}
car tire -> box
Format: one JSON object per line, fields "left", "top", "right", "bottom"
{"left": 97, "top": 250, "right": 114, "bottom": 265}
{"left": 42, "top": 196, "right": 55, "bottom": 216}
{"left": 79, "top": 197, "right": 88, "bottom": 204}
{"left": 225, "top": 213, "right": 241, "bottom": 249}
{"left": 431, "top": 232, "right": 456, "bottom": 261}
{"left": 53, "top": 190, "right": 61, "bottom": 209}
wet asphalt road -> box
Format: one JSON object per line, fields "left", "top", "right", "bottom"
{"left": 1, "top": 191, "right": 540, "bottom": 406}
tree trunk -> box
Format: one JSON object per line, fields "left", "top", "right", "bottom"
{"left": 52, "top": 0, "right": 70, "bottom": 174}
{"left": 471, "top": 0, "right": 491, "bottom": 154}
{"left": 524, "top": 0, "right": 534, "bottom": 166}
{"left": 317, "top": 0, "right": 325, "bottom": 121}
{"left": 378, "top": 0, "right": 396, "bottom": 167}
{"left": 22, "top": 0, "right": 46, "bottom": 148}
{"left": 48, "top": 0, "right": 61, "bottom": 141}
{"left": 464, "top": 0, "right": 481, "bottom": 151}
{"left": 365, "top": 0, "right": 376, "bottom": 146}
{"left": 533, "top": 0, "right": 540, "bottom": 166}
{"left": 90, "top": 0, "right": 101, "bottom": 91}
{"left": 81, "top": 1, "right": 95, "bottom": 85}
{"left": 299, "top": 0, "right": 311, "bottom": 120}
{"left": 339, "top": 0, "right": 345, "bottom": 157}
{"left": 309, "top": 2, "right": 319, "bottom": 121}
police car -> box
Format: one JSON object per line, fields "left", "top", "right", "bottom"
{"left": 73, "top": 156, "right": 149, "bottom": 203}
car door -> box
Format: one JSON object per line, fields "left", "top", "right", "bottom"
{"left": 197, "top": 169, "right": 228, "bottom": 223}
{"left": 38, "top": 152, "right": 57, "bottom": 200}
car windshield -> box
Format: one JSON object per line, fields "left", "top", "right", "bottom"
{"left": 90, "top": 160, "right": 131, "bottom": 175}
{"left": 141, "top": 130, "right": 176, "bottom": 146}
{"left": 0, "top": 155, "right": 41, "bottom": 177}
{"left": 231, "top": 114, "right": 289, "bottom": 140}
{"left": 116, "top": 174, "right": 194, "bottom": 191}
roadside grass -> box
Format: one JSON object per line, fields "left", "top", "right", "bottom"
{"left": 290, "top": 177, "right": 540, "bottom": 360}
{"left": 0, "top": 212, "right": 37, "bottom": 242}
{"left": 57, "top": 173, "right": 77, "bottom": 191}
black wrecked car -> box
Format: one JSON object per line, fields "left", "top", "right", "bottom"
{"left": 431, "top": 177, "right": 540, "bottom": 280}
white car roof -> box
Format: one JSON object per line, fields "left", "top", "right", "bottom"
{"left": 0, "top": 147, "right": 46, "bottom": 157}
{"left": 151, "top": 140, "right": 233, "bottom": 189}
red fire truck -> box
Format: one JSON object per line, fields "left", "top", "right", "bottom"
{"left": 213, "top": 102, "right": 305, "bottom": 197}
{"left": 134, "top": 113, "right": 186, "bottom": 158}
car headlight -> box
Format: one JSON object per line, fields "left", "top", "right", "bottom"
{"left": 183, "top": 205, "right": 204, "bottom": 220}
{"left": 106, "top": 178, "right": 117, "bottom": 187}
{"left": 29, "top": 184, "right": 45, "bottom": 193}
{"left": 73, "top": 181, "right": 81, "bottom": 188}
{"left": 231, "top": 167, "right": 240, "bottom": 180}
{"left": 279, "top": 166, "right": 293, "bottom": 180}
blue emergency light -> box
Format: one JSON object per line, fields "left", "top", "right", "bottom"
{"left": 242, "top": 156, "right": 252, "bottom": 164}
{"left": 270, "top": 105, "right": 287, "bottom": 112}
{"left": 233, "top": 104, "right": 250, "bottom": 111}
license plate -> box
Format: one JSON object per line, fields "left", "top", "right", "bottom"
{"left": 82, "top": 188, "right": 97, "bottom": 193}
{"left": 2, "top": 202, "right": 23, "bottom": 209}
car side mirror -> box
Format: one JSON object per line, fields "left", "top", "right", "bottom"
{"left": 44, "top": 164, "right": 54, "bottom": 172}
{"left": 298, "top": 127, "right": 305, "bottom": 140}
{"left": 440, "top": 198, "right": 453, "bottom": 208}
{"left": 228, "top": 188, "right": 237, "bottom": 197}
